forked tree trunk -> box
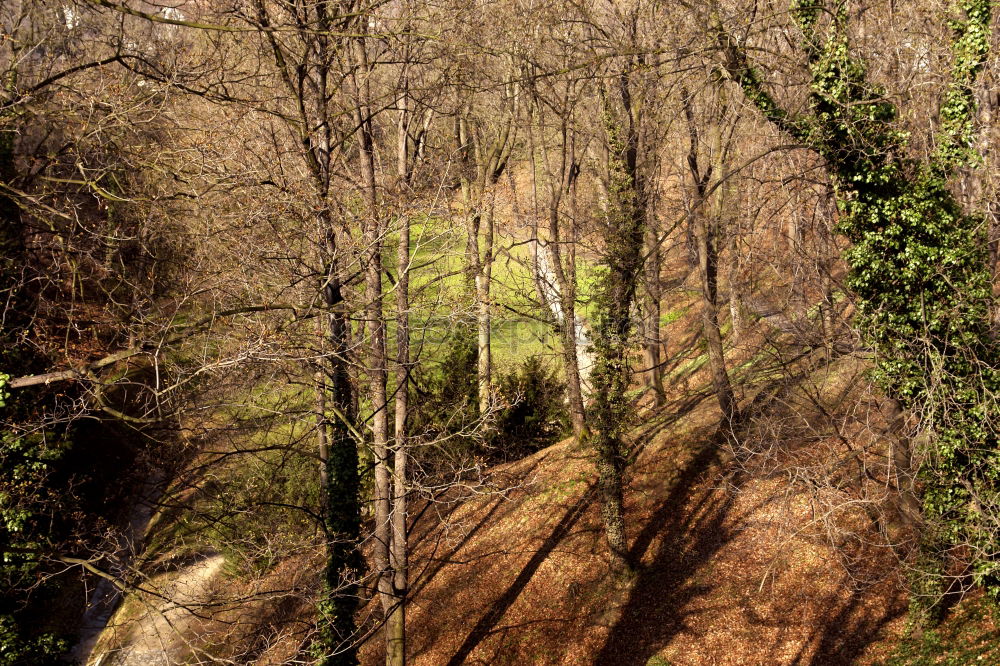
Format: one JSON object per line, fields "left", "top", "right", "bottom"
{"left": 457, "top": 108, "right": 514, "bottom": 418}
{"left": 683, "top": 86, "right": 737, "bottom": 424}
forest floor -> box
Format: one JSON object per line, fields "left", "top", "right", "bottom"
{"left": 91, "top": 334, "right": 1000, "bottom": 665}
{"left": 86, "top": 263, "right": 999, "bottom": 665}
{"left": 357, "top": 367, "right": 908, "bottom": 665}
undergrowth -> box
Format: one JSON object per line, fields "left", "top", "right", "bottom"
{"left": 882, "top": 595, "right": 1000, "bottom": 665}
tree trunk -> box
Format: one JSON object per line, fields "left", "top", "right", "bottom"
{"left": 694, "top": 208, "right": 736, "bottom": 422}
{"left": 318, "top": 225, "right": 362, "bottom": 666}
{"left": 368, "top": 228, "right": 394, "bottom": 619}
{"left": 727, "top": 215, "right": 746, "bottom": 341}
{"left": 527, "top": 106, "right": 586, "bottom": 437}
{"left": 475, "top": 205, "right": 493, "bottom": 417}
{"left": 351, "top": 34, "right": 394, "bottom": 634}
{"left": 365, "top": 236, "right": 393, "bottom": 612}
{"left": 547, "top": 208, "right": 586, "bottom": 438}
{"left": 458, "top": 101, "right": 515, "bottom": 418}
{"left": 588, "top": 74, "right": 647, "bottom": 573}
{"left": 643, "top": 225, "right": 665, "bottom": 406}
{"left": 683, "top": 86, "right": 737, "bottom": 424}
{"left": 385, "top": 89, "right": 413, "bottom": 666}
{"left": 386, "top": 211, "right": 409, "bottom": 666}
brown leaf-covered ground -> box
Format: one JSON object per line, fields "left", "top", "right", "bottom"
{"left": 93, "top": 319, "right": 913, "bottom": 665}
{"left": 361, "top": 374, "right": 908, "bottom": 665}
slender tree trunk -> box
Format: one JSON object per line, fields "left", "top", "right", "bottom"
{"left": 316, "top": 318, "right": 330, "bottom": 491}
{"left": 561, "top": 316, "right": 586, "bottom": 436}
{"left": 457, "top": 116, "right": 490, "bottom": 416}
{"left": 643, "top": 225, "right": 665, "bottom": 406}
{"left": 527, "top": 106, "right": 586, "bottom": 437}
{"left": 367, "top": 222, "right": 394, "bottom": 620}
{"left": 351, "top": 36, "right": 394, "bottom": 630}
{"left": 318, "top": 224, "right": 362, "bottom": 666}
{"left": 694, "top": 208, "right": 735, "bottom": 421}
{"left": 458, "top": 104, "right": 515, "bottom": 418}
{"left": 384, "top": 82, "right": 412, "bottom": 666}
{"left": 386, "top": 212, "right": 409, "bottom": 666}
{"left": 819, "top": 187, "right": 837, "bottom": 341}
{"left": 475, "top": 204, "right": 493, "bottom": 416}
{"left": 727, "top": 214, "right": 746, "bottom": 341}
{"left": 553, "top": 132, "right": 587, "bottom": 436}
{"left": 550, "top": 229, "right": 586, "bottom": 437}
{"left": 462, "top": 205, "right": 493, "bottom": 416}
{"left": 683, "top": 87, "right": 736, "bottom": 424}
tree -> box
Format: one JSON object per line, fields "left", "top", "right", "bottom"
{"left": 453, "top": 72, "right": 518, "bottom": 419}
{"left": 519, "top": 15, "right": 593, "bottom": 438}
{"left": 719, "top": 0, "right": 999, "bottom": 610}
{"left": 681, "top": 80, "right": 738, "bottom": 424}
{"left": 584, "top": 69, "right": 649, "bottom": 573}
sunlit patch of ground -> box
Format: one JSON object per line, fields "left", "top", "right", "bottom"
{"left": 372, "top": 384, "right": 907, "bottom": 665}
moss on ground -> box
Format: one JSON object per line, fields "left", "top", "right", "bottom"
{"left": 881, "top": 595, "right": 1000, "bottom": 665}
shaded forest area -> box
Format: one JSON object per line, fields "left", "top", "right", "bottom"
{"left": 4, "top": 0, "right": 1000, "bottom": 664}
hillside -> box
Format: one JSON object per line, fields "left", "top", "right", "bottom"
{"left": 373, "top": 384, "right": 904, "bottom": 665}
{"left": 81, "top": 302, "right": 920, "bottom": 665}
{"left": 6, "top": 1, "right": 1000, "bottom": 664}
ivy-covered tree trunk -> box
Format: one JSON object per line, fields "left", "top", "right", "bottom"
{"left": 317, "top": 240, "right": 363, "bottom": 666}
{"left": 588, "top": 75, "right": 647, "bottom": 572}
{"left": 720, "top": 0, "right": 999, "bottom": 606}
{"left": 279, "top": 3, "right": 365, "bottom": 661}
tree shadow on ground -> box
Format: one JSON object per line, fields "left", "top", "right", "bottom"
{"left": 594, "top": 430, "right": 739, "bottom": 666}
{"left": 788, "top": 580, "right": 903, "bottom": 664}
{"left": 407, "top": 449, "right": 558, "bottom": 602}
{"left": 442, "top": 481, "right": 599, "bottom": 666}
{"left": 401, "top": 450, "right": 572, "bottom": 660}
{"left": 596, "top": 428, "right": 903, "bottom": 665}
{"left": 431, "top": 395, "right": 711, "bottom": 665}
{"left": 408, "top": 493, "right": 507, "bottom": 601}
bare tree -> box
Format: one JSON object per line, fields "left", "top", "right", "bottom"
{"left": 681, "top": 80, "right": 737, "bottom": 424}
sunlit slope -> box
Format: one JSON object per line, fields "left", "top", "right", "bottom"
{"left": 362, "top": 353, "right": 908, "bottom": 665}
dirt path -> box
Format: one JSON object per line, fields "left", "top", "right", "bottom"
{"left": 90, "top": 553, "right": 226, "bottom": 666}
{"left": 72, "top": 470, "right": 164, "bottom": 665}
